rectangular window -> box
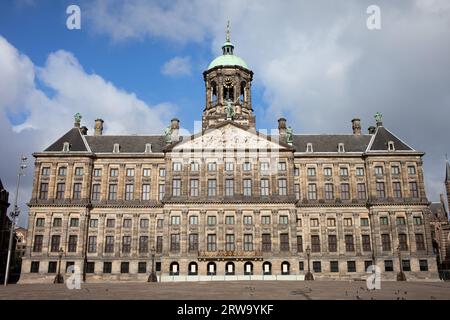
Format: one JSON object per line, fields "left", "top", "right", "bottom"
{"left": 139, "top": 219, "right": 149, "bottom": 228}
{"left": 380, "top": 216, "right": 389, "bottom": 225}
{"left": 91, "top": 184, "right": 101, "bottom": 201}
{"left": 310, "top": 218, "right": 319, "bottom": 227}
{"left": 345, "top": 235, "right": 354, "bottom": 252}
{"left": 88, "top": 236, "right": 97, "bottom": 253}
{"left": 357, "top": 183, "right": 366, "bottom": 200}
{"left": 73, "top": 167, "right": 83, "bottom": 176}
{"left": 299, "top": 261, "right": 304, "bottom": 271}
{"left": 393, "top": 182, "right": 402, "bottom": 198}
{"left": 311, "top": 235, "right": 321, "bottom": 252}
{"left": 208, "top": 179, "right": 217, "bottom": 197}
{"left": 70, "top": 218, "right": 79, "bottom": 227}
{"left": 243, "top": 162, "right": 252, "bottom": 171}
{"left": 158, "top": 184, "right": 165, "bottom": 200}
{"left": 156, "top": 219, "right": 164, "bottom": 228}
{"left": 308, "top": 184, "right": 317, "bottom": 200}
{"left": 415, "top": 234, "right": 425, "bottom": 251}
{"left": 410, "top": 182, "right": 419, "bottom": 198}
{"left": 344, "top": 218, "right": 352, "bottom": 227}
{"left": 190, "top": 179, "right": 199, "bottom": 197}
{"left": 402, "top": 260, "right": 411, "bottom": 272}
{"left": 189, "top": 234, "right": 198, "bottom": 252}
{"left": 225, "top": 234, "right": 235, "bottom": 251}
{"left": 360, "top": 218, "right": 369, "bottom": 226}
{"left": 279, "top": 215, "right": 288, "bottom": 225}
{"left": 30, "top": 261, "right": 40, "bottom": 273}
{"left": 384, "top": 260, "right": 394, "bottom": 272}
{"left": 105, "top": 236, "right": 114, "bottom": 253}
{"left": 340, "top": 167, "right": 348, "bottom": 177}
{"left": 307, "top": 167, "right": 316, "bottom": 176}
{"left": 278, "top": 162, "right": 287, "bottom": 171}
{"left": 170, "top": 234, "right": 180, "bottom": 252}
{"left": 382, "top": 234, "right": 391, "bottom": 251}
{"left": 68, "top": 235, "right": 77, "bottom": 252}
{"left": 260, "top": 162, "right": 270, "bottom": 172}
{"left": 103, "top": 262, "right": 112, "bottom": 273}
{"left": 297, "top": 235, "right": 303, "bottom": 253}
{"left": 225, "top": 179, "right": 234, "bottom": 196}
{"left": 243, "top": 215, "right": 253, "bottom": 225}
{"left": 262, "top": 234, "right": 271, "bottom": 252}
{"left": 189, "top": 215, "right": 198, "bottom": 225}
{"left": 123, "top": 218, "right": 132, "bottom": 228}
{"left": 207, "top": 234, "right": 216, "bottom": 251}
{"left": 65, "top": 262, "right": 74, "bottom": 272}
{"left": 58, "top": 167, "right": 66, "bottom": 176}
{"left": 48, "top": 261, "right": 57, "bottom": 273}
{"left": 376, "top": 182, "right": 385, "bottom": 199}
{"left": 93, "top": 168, "right": 102, "bottom": 177}
{"left": 278, "top": 179, "right": 287, "bottom": 196}
{"left": 243, "top": 179, "right": 252, "bottom": 196}
{"left": 89, "top": 219, "right": 98, "bottom": 228}
{"left": 138, "top": 262, "right": 147, "bottom": 273}
{"left": 396, "top": 217, "right": 406, "bottom": 225}
{"left": 294, "top": 166, "right": 300, "bottom": 176}
{"left": 260, "top": 179, "right": 269, "bottom": 196}
{"left": 171, "top": 216, "right": 180, "bottom": 225}
{"left": 159, "top": 168, "right": 166, "bottom": 177}
{"left": 125, "top": 184, "right": 134, "bottom": 200}
{"left": 414, "top": 216, "right": 423, "bottom": 225}
{"left": 362, "top": 235, "right": 371, "bottom": 251}
{"left": 375, "top": 166, "right": 383, "bottom": 175}
{"left": 391, "top": 166, "right": 400, "bottom": 175}
{"left": 142, "top": 168, "right": 151, "bottom": 177}
{"left": 36, "top": 218, "right": 45, "bottom": 227}
{"left": 356, "top": 167, "right": 364, "bottom": 176}
{"left": 280, "top": 233, "right": 289, "bottom": 251}
{"left": 39, "top": 183, "right": 48, "bottom": 200}
{"left": 225, "top": 162, "right": 234, "bottom": 172}
{"left": 109, "top": 168, "right": 118, "bottom": 177}
{"left": 56, "top": 183, "right": 65, "bottom": 199}
{"left": 324, "top": 183, "right": 334, "bottom": 200}
{"left": 172, "top": 162, "right": 182, "bottom": 172}
{"left": 327, "top": 218, "right": 336, "bottom": 227}
{"left": 41, "top": 167, "right": 50, "bottom": 176}
{"left": 53, "top": 217, "right": 62, "bottom": 227}
{"left": 121, "top": 236, "right": 131, "bottom": 253}
{"left": 172, "top": 179, "right": 181, "bottom": 197}
{"left": 121, "top": 262, "right": 129, "bottom": 274}
{"left": 399, "top": 234, "right": 408, "bottom": 250}
{"left": 51, "top": 235, "right": 61, "bottom": 252}
{"left": 407, "top": 166, "right": 416, "bottom": 174}
{"left": 108, "top": 184, "right": 117, "bottom": 200}
{"left": 142, "top": 184, "right": 151, "bottom": 201}
{"left": 330, "top": 261, "right": 339, "bottom": 272}
{"left": 419, "top": 260, "right": 428, "bottom": 271}
{"left": 106, "top": 218, "right": 115, "bottom": 228}
{"left": 207, "top": 216, "right": 216, "bottom": 226}
{"left": 207, "top": 162, "right": 216, "bottom": 171}
{"left": 190, "top": 162, "right": 199, "bottom": 172}
{"left": 328, "top": 235, "right": 337, "bottom": 252}
{"left": 340, "top": 183, "right": 350, "bottom": 200}
{"left": 347, "top": 261, "right": 356, "bottom": 272}
{"left": 156, "top": 236, "right": 163, "bottom": 253}
{"left": 139, "top": 236, "right": 148, "bottom": 253}
{"left": 244, "top": 234, "right": 253, "bottom": 251}
{"left": 324, "top": 168, "right": 332, "bottom": 177}
{"left": 313, "top": 261, "right": 321, "bottom": 273}
{"left": 261, "top": 216, "right": 271, "bottom": 225}
{"left": 294, "top": 184, "right": 300, "bottom": 200}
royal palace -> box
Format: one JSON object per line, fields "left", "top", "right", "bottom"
{"left": 20, "top": 29, "right": 439, "bottom": 283}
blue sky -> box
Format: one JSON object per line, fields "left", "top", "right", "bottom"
{"left": 1, "top": 0, "right": 450, "bottom": 227}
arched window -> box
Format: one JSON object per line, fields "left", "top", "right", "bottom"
{"left": 281, "top": 261, "right": 290, "bottom": 275}
{"left": 188, "top": 262, "right": 198, "bottom": 275}
{"left": 244, "top": 262, "right": 253, "bottom": 275}
{"left": 207, "top": 262, "right": 216, "bottom": 276}
{"left": 223, "top": 86, "right": 234, "bottom": 101}
{"left": 211, "top": 81, "right": 217, "bottom": 105}
{"left": 338, "top": 143, "right": 345, "bottom": 153}
{"left": 388, "top": 141, "right": 395, "bottom": 151}
{"left": 306, "top": 143, "right": 313, "bottom": 153}
{"left": 225, "top": 262, "right": 235, "bottom": 275}
{"left": 169, "top": 262, "right": 179, "bottom": 276}
{"left": 240, "top": 81, "right": 246, "bottom": 102}
{"left": 262, "top": 261, "right": 272, "bottom": 275}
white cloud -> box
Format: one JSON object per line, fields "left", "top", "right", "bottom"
{"left": 0, "top": 35, "right": 176, "bottom": 226}
{"left": 161, "top": 56, "right": 192, "bottom": 77}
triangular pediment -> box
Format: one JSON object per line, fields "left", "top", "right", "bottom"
{"left": 172, "top": 122, "right": 290, "bottom": 151}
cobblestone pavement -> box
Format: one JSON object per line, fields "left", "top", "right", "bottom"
{"left": 0, "top": 281, "right": 449, "bottom": 300}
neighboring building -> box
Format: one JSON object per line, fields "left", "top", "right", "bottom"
{"left": 0, "top": 178, "right": 11, "bottom": 282}
{"left": 20, "top": 29, "right": 439, "bottom": 283}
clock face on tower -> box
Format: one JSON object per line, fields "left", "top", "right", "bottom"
{"left": 224, "top": 77, "right": 234, "bottom": 88}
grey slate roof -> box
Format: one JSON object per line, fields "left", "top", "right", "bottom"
{"left": 45, "top": 128, "right": 88, "bottom": 152}
{"left": 85, "top": 135, "right": 166, "bottom": 153}
{"left": 369, "top": 126, "right": 413, "bottom": 151}
{"left": 292, "top": 134, "right": 372, "bottom": 153}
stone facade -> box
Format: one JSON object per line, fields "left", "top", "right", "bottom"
{"left": 20, "top": 33, "right": 439, "bottom": 283}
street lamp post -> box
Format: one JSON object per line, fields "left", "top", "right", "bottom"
{"left": 397, "top": 245, "right": 406, "bottom": 281}
{"left": 305, "top": 245, "right": 314, "bottom": 280}
{"left": 4, "top": 155, "right": 27, "bottom": 286}
{"left": 54, "top": 248, "right": 64, "bottom": 284}
{"left": 148, "top": 246, "right": 157, "bottom": 282}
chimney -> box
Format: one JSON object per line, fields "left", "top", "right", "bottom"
{"left": 368, "top": 126, "right": 376, "bottom": 134}
{"left": 351, "top": 118, "right": 361, "bottom": 135}
{"left": 80, "top": 126, "right": 88, "bottom": 135}
{"left": 171, "top": 118, "right": 180, "bottom": 143}
{"left": 278, "top": 118, "right": 287, "bottom": 143}
{"left": 94, "top": 119, "right": 104, "bottom": 136}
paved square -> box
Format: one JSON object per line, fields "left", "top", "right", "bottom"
{"left": 0, "top": 281, "right": 449, "bottom": 300}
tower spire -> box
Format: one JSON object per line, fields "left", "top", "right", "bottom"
{"left": 226, "top": 20, "right": 231, "bottom": 42}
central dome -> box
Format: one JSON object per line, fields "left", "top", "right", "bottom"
{"left": 208, "top": 41, "right": 249, "bottom": 70}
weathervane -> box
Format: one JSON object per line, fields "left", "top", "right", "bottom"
{"left": 74, "top": 113, "right": 82, "bottom": 123}
{"left": 374, "top": 112, "right": 382, "bottom": 123}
